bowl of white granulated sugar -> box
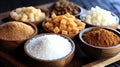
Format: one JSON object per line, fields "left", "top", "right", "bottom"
{"left": 24, "top": 33, "right": 75, "bottom": 67}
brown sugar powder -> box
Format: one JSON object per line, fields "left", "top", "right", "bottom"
{"left": 83, "top": 28, "right": 120, "bottom": 47}
{"left": 0, "top": 21, "right": 34, "bottom": 40}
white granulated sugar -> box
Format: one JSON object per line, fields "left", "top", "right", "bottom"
{"left": 85, "top": 6, "right": 117, "bottom": 26}
{"left": 26, "top": 34, "right": 72, "bottom": 60}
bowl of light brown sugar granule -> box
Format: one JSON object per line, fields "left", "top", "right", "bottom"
{"left": 78, "top": 27, "right": 120, "bottom": 59}
{"left": 0, "top": 21, "right": 37, "bottom": 52}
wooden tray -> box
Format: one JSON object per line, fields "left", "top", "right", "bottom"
{"left": 0, "top": 3, "right": 120, "bottom": 67}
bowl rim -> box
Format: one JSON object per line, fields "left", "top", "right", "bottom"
{"left": 24, "top": 33, "right": 75, "bottom": 62}
{"left": 79, "top": 10, "right": 119, "bottom": 27}
{"left": 0, "top": 21, "right": 38, "bottom": 41}
{"left": 79, "top": 27, "right": 120, "bottom": 49}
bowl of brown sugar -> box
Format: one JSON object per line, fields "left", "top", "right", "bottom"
{"left": 79, "top": 27, "right": 120, "bottom": 59}
{"left": 42, "top": 13, "right": 86, "bottom": 39}
{"left": 48, "top": 0, "right": 82, "bottom": 18}
{"left": 0, "top": 21, "right": 37, "bottom": 52}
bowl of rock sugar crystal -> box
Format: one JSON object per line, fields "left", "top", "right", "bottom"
{"left": 24, "top": 33, "right": 75, "bottom": 67}
{"left": 80, "top": 6, "right": 119, "bottom": 29}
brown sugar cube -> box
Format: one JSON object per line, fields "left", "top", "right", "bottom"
{"left": 77, "top": 26, "right": 83, "bottom": 30}
{"left": 51, "top": 13, "right": 57, "bottom": 19}
{"left": 53, "top": 18, "right": 60, "bottom": 24}
{"left": 74, "top": 19, "right": 81, "bottom": 22}
{"left": 46, "top": 18, "right": 52, "bottom": 22}
{"left": 62, "top": 30, "right": 68, "bottom": 35}
{"left": 67, "top": 26, "right": 72, "bottom": 31}
{"left": 54, "top": 18, "right": 60, "bottom": 23}
{"left": 48, "top": 26, "right": 54, "bottom": 32}
{"left": 49, "top": 23, "right": 54, "bottom": 27}
{"left": 66, "top": 21, "right": 70, "bottom": 25}
{"left": 71, "top": 22, "right": 77, "bottom": 27}
{"left": 69, "top": 23, "right": 74, "bottom": 28}
{"left": 47, "top": 23, "right": 54, "bottom": 31}
{"left": 65, "top": 13, "right": 75, "bottom": 19}
{"left": 74, "top": 19, "right": 84, "bottom": 26}
{"left": 53, "top": 27, "right": 60, "bottom": 33}
{"left": 77, "top": 23, "right": 86, "bottom": 30}
{"left": 60, "top": 24, "right": 67, "bottom": 30}
{"left": 80, "top": 22, "right": 86, "bottom": 27}
{"left": 65, "top": 18, "right": 75, "bottom": 25}
{"left": 72, "top": 28, "right": 79, "bottom": 34}
{"left": 60, "top": 19, "right": 67, "bottom": 25}
{"left": 61, "top": 15, "right": 72, "bottom": 22}
{"left": 54, "top": 22, "right": 59, "bottom": 26}
{"left": 68, "top": 30, "right": 73, "bottom": 34}
{"left": 44, "top": 22, "right": 50, "bottom": 28}
{"left": 69, "top": 22, "right": 77, "bottom": 28}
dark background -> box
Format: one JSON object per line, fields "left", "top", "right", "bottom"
{"left": 0, "top": 0, "right": 120, "bottom": 67}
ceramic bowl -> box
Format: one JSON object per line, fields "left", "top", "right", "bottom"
{"left": 80, "top": 11, "right": 119, "bottom": 29}
{"left": 24, "top": 33, "right": 75, "bottom": 67}
{"left": 0, "top": 21, "right": 37, "bottom": 52}
{"left": 78, "top": 27, "right": 120, "bottom": 59}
